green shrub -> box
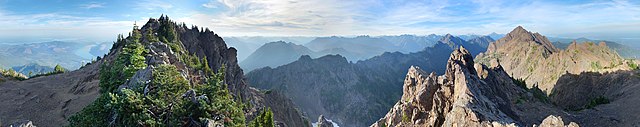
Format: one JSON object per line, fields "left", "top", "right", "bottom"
{"left": 54, "top": 64, "right": 65, "bottom": 73}
{"left": 627, "top": 60, "right": 639, "bottom": 70}
{"left": 585, "top": 96, "right": 609, "bottom": 109}
{"left": 512, "top": 78, "right": 527, "bottom": 90}
{"left": 591, "top": 61, "right": 602, "bottom": 70}
{"left": 249, "top": 108, "right": 274, "bottom": 127}
{"left": 29, "top": 64, "right": 66, "bottom": 78}
{"left": 530, "top": 85, "right": 549, "bottom": 103}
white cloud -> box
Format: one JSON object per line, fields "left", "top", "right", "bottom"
{"left": 0, "top": 12, "right": 135, "bottom": 43}
{"left": 80, "top": 2, "right": 105, "bottom": 9}
{"left": 202, "top": 0, "right": 220, "bottom": 8}
{"left": 176, "top": 0, "right": 376, "bottom": 36}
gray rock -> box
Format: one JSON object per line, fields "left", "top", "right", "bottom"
{"left": 536, "top": 115, "right": 579, "bottom": 127}
{"left": 118, "top": 66, "right": 152, "bottom": 93}
{"left": 317, "top": 115, "right": 333, "bottom": 127}
{"left": 9, "top": 120, "right": 36, "bottom": 127}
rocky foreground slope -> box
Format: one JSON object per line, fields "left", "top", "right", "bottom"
{"left": 0, "top": 61, "right": 101, "bottom": 126}
{"left": 0, "top": 16, "right": 309, "bottom": 126}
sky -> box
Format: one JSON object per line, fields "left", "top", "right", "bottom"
{"left": 0, "top": 0, "right": 639, "bottom": 44}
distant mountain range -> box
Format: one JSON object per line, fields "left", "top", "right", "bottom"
{"left": 240, "top": 35, "right": 494, "bottom": 72}
{"left": 228, "top": 34, "right": 502, "bottom": 63}
{"left": 549, "top": 37, "right": 640, "bottom": 59}
{"left": 223, "top": 36, "right": 316, "bottom": 61}
{"left": 0, "top": 41, "right": 111, "bottom": 71}
{"left": 240, "top": 41, "right": 316, "bottom": 71}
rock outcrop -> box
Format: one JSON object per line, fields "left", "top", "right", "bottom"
{"left": 9, "top": 120, "right": 36, "bottom": 127}
{"left": 371, "top": 47, "right": 579, "bottom": 127}
{"left": 316, "top": 115, "right": 334, "bottom": 127}
{"left": 536, "top": 115, "right": 579, "bottom": 127}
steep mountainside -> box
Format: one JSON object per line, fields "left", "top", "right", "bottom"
{"left": 467, "top": 35, "right": 495, "bottom": 49}
{"left": 373, "top": 30, "right": 640, "bottom": 127}
{"left": 0, "top": 16, "right": 309, "bottom": 127}
{"left": 245, "top": 41, "right": 475, "bottom": 126}
{"left": 476, "top": 26, "right": 633, "bottom": 94}
{"left": 240, "top": 41, "right": 315, "bottom": 71}
{"left": 371, "top": 47, "right": 579, "bottom": 127}
{"left": 0, "top": 60, "right": 102, "bottom": 126}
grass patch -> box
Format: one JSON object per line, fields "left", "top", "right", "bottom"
{"left": 512, "top": 78, "right": 549, "bottom": 103}
{"left": 402, "top": 112, "right": 410, "bottom": 123}
{"left": 591, "top": 61, "right": 602, "bottom": 70}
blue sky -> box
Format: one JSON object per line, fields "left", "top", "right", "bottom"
{"left": 0, "top": 0, "right": 638, "bottom": 44}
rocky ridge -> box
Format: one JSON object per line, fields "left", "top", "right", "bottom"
{"left": 477, "top": 26, "right": 632, "bottom": 94}
{"left": 371, "top": 47, "right": 578, "bottom": 127}
{"left": 316, "top": 115, "right": 334, "bottom": 127}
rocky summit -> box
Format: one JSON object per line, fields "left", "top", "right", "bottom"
{"left": 371, "top": 47, "right": 580, "bottom": 127}
{"left": 477, "top": 26, "right": 632, "bottom": 94}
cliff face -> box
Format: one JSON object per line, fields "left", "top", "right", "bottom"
{"left": 371, "top": 47, "right": 578, "bottom": 127}
{"left": 477, "top": 26, "right": 631, "bottom": 94}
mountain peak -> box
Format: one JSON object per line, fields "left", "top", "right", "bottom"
{"left": 488, "top": 26, "right": 558, "bottom": 54}
{"left": 447, "top": 46, "right": 476, "bottom": 75}
{"left": 508, "top": 26, "right": 531, "bottom": 38}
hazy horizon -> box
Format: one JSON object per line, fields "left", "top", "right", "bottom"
{"left": 0, "top": 0, "right": 639, "bottom": 45}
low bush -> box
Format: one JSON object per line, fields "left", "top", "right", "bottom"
{"left": 585, "top": 96, "right": 610, "bottom": 109}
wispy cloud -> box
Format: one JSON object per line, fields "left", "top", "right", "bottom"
{"left": 179, "top": 0, "right": 640, "bottom": 38}
{"left": 0, "top": 0, "right": 638, "bottom": 43}
{"left": 178, "top": 0, "right": 373, "bottom": 36}
{"left": 80, "top": 2, "right": 105, "bottom": 9}
{"left": 202, "top": 0, "right": 220, "bottom": 8}
{"left": 0, "top": 11, "right": 134, "bottom": 43}
{"left": 136, "top": 0, "right": 174, "bottom": 11}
